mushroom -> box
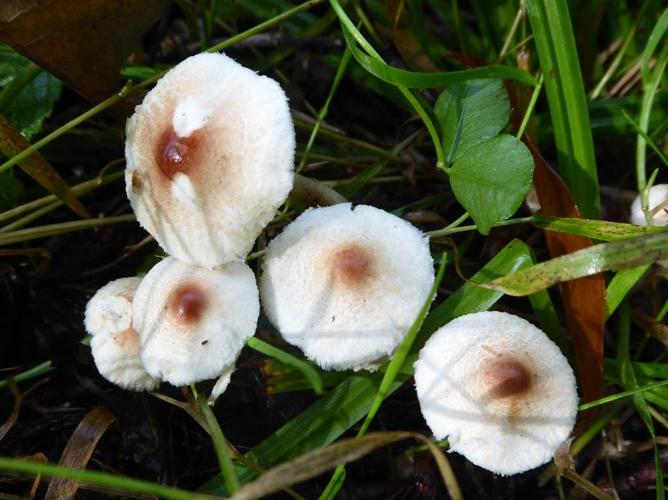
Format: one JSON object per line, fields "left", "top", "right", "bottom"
{"left": 84, "top": 277, "right": 159, "bottom": 391}
{"left": 414, "top": 311, "right": 578, "bottom": 475}
{"left": 132, "top": 256, "right": 259, "bottom": 388}
{"left": 260, "top": 203, "right": 434, "bottom": 371}
{"left": 125, "top": 52, "right": 295, "bottom": 268}
{"left": 630, "top": 183, "right": 668, "bottom": 226}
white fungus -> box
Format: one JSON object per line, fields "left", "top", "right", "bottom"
{"left": 260, "top": 203, "right": 434, "bottom": 371}
{"left": 630, "top": 183, "right": 668, "bottom": 226}
{"left": 414, "top": 311, "right": 578, "bottom": 476}
{"left": 132, "top": 257, "right": 259, "bottom": 387}
{"left": 85, "top": 277, "right": 159, "bottom": 391}
{"left": 125, "top": 52, "right": 295, "bottom": 268}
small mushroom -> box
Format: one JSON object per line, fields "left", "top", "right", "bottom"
{"left": 260, "top": 203, "right": 434, "bottom": 370}
{"left": 630, "top": 183, "right": 668, "bottom": 226}
{"left": 414, "top": 311, "right": 578, "bottom": 476}
{"left": 133, "top": 256, "right": 259, "bottom": 387}
{"left": 125, "top": 52, "right": 295, "bottom": 268}
{"left": 84, "top": 277, "right": 159, "bottom": 391}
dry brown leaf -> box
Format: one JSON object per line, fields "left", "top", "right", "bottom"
{"left": 231, "top": 432, "right": 460, "bottom": 500}
{"left": 0, "top": 113, "right": 90, "bottom": 218}
{"left": 526, "top": 136, "right": 606, "bottom": 419}
{"left": 631, "top": 310, "right": 668, "bottom": 346}
{"left": 45, "top": 406, "right": 117, "bottom": 500}
{"left": 383, "top": 0, "right": 439, "bottom": 73}
{"left": 0, "top": 0, "right": 167, "bottom": 101}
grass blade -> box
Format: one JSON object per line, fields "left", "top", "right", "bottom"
{"left": 485, "top": 232, "right": 668, "bottom": 296}
{"left": 526, "top": 0, "right": 600, "bottom": 218}
{"left": 247, "top": 337, "right": 323, "bottom": 395}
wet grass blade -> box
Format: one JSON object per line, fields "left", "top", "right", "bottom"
{"left": 533, "top": 215, "right": 667, "bottom": 242}
{"left": 247, "top": 337, "right": 323, "bottom": 395}
{"left": 0, "top": 457, "right": 210, "bottom": 500}
{"left": 605, "top": 265, "right": 652, "bottom": 319}
{"left": 485, "top": 232, "right": 668, "bottom": 296}
{"left": 526, "top": 0, "right": 600, "bottom": 218}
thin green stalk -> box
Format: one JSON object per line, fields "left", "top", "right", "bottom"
{"left": 329, "top": 0, "right": 445, "bottom": 169}
{"left": 207, "top": 0, "right": 325, "bottom": 54}
{"left": 0, "top": 214, "right": 135, "bottom": 247}
{"left": 578, "top": 378, "right": 668, "bottom": 411}
{"left": 589, "top": 25, "right": 637, "bottom": 101}
{"left": 516, "top": 72, "right": 544, "bottom": 138}
{"left": 621, "top": 109, "right": 668, "bottom": 168}
{"left": 637, "top": 46, "right": 668, "bottom": 223}
{"left": 193, "top": 387, "right": 240, "bottom": 495}
{"left": 293, "top": 116, "right": 403, "bottom": 163}
{"left": 499, "top": 1, "right": 526, "bottom": 61}
{"left": 298, "top": 46, "right": 352, "bottom": 173}
{"left": 0, "top": 170, "right": 123, "bottom": 224}
{"left": 636, "top": 8, "right": 668, "bottom": 222}
{"left": 427, "top": 216, "right": 533, "bottom": 238}
{"left": 0, "top": 201, "right": 61, "bottom": 233}
{"left": 0, "top": 83, "right": 133, "bottom": 175}
{"left": 0, "top": 457, "right": 210, "bottom": 500}
{"left": 0, "top": 361, "right": 53, "bottom": 390}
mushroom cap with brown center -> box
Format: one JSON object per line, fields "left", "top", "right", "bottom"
{"left": 260, "top": 203, "right": 434, "bottom": 370}
{"left": 85, "top": 277, "right": 159, "bottom": 391}
{"left": 414, "top": 311, "right": 578, "bottom": 476}
{"left": 132, "top": 257, "right": 259, "bottom": 386}
{"left": 125, "top": 52, "right": 295, "bottom": 268}
{"left": 630, "top": 183, "right": 668, "bottom": 226}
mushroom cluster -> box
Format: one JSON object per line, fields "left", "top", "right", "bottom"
{"left": 84, "top": 52, "right": 578, "bottom": 478}
{"left": 85, "top": 52, "right": 293, "bottom": 396}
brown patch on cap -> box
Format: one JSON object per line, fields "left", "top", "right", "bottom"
{"left": 114, "top": 329, "right": 140, "bottom": 349}
{"left": 485, "top": 359, "right": 532, "bottom": 399}
{"left": 331, "top": 244, "right": 374, "bottom": 287}
{"left": 156, "top": 126, "right": 202, "bottom": 180}
{"left": 169, "top": 284, "right": 208, "bottom": 324}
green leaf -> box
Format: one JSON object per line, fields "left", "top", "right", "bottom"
{"left": 449, "top": 134, "right": 534, "bottom": 235}
{"left": 3, "top": 70, "right": 62, "bottom": 140}
{"left": 0, "top": 168, "right": 24, "bottom": 210}
{"left": 434, "top": 78, "right": 509, "bottom": 162}
{"left": 0, "top": 47, "right": 62, "bottom": 139}
{"left": 485, "top": 232, "right": 668, "bottom": 296}
{"left": 201, "top": 239, "right": 533, "bottom": 494}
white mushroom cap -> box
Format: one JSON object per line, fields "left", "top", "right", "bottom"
{"left": 85, "top": 277, "right": 159, "bottom": 391}
{"left": 260, "top": 203, "right": 434, "bottom": 371}
{"left": 125, "top": 52, "right": 295, "bottom": 268}
{"left": 84, "top": 277, "right": 140, "bottom": 337}
{"left": 133, "top": 256, "right": 259, "bottom": 387}
{"left": 414, "top": 311, "right": 578, "bottom": 476}
{"left": 630, "top": 183, "right": 668, "bottom": 226}
{"left": 91, "top": 328, "right": 160, "bottom": 391}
